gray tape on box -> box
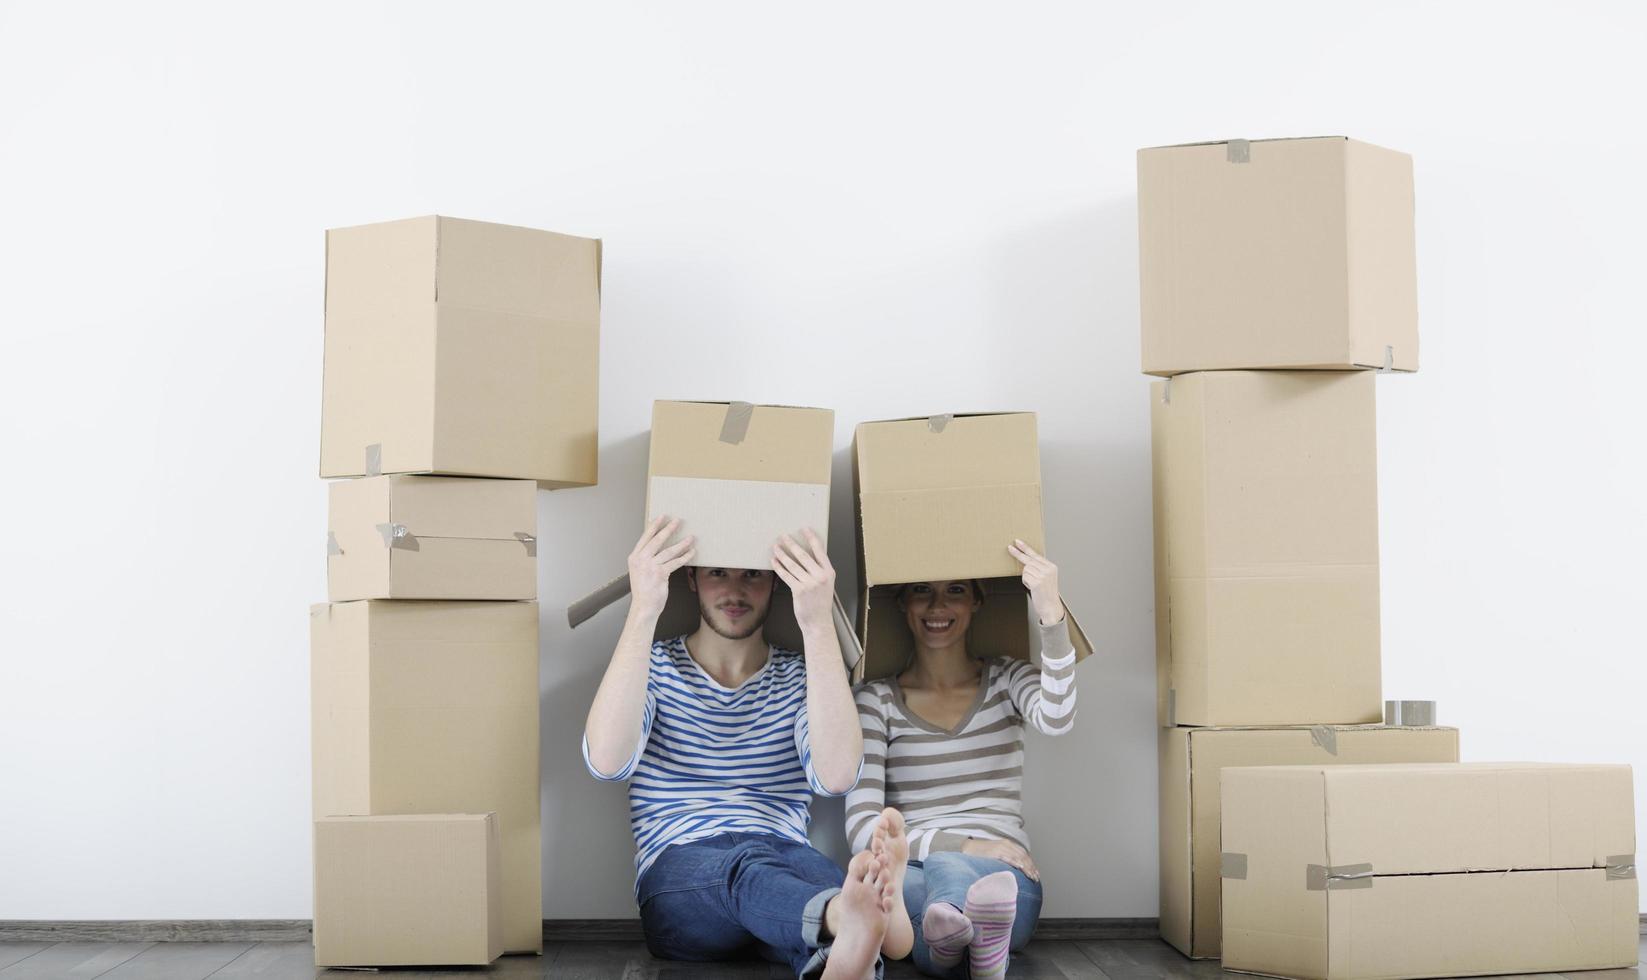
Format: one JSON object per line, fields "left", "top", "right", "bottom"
{"left": 376, "top": 523, "right": 419, "bottom": 551}
{"left": 1307, "top": 863, "right": 1373, "bottom": 891}
{"left": 364, "top": 444, "right": 383, "bottom": 477}
{"left": 1226, "top": 138, "right": 1251, "bottom": 163}
{"left": 1221, "top": 853, "right": 1248, "bottom": 880}
{"left": 1606, "top": 855, "right": 1636, "bottom": 880}
{"left": 1381, "top": 345, "right": 1395, "bottom": 373}
{"left": 927, "top": 413, "right": 953, "bottom": 433}
{"left": 1384, "top": 700, "right": 1437, "bottom": 727}
{"left": 515, "top": 532, "right": 537, "bottom": 557}
{"left": 1310, "top": 726, "right": 1339, "bottom": 756}
{"left": 719, "top": 402, "right": 754, "bottom": 445}
{"left": 1161, "top": 377, "right": 1172, "bottom": 404}
{"left": 326, "top": 532, "right": 342, "bottom": 557}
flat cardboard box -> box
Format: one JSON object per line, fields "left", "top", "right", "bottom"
{"left": 1151, "top": 372, "right": 1381, "bottom": 727}
{"left": 1159, "top": 724, "right": 1459, "bottom": 960}
{"left": 568, "top": 400, "right": 860, "bottom": 668}
{"left": 313, "top": 814, "right": 501, "bottom": 967}
{"left": 852, "top": 412, "right": 1092, "bottom": 682}
{"left": 310, "top": 600, "right": 541, "bottom": 954}
{"left": 319, "top": 215, "right": 600, "bottom": 486}
{"left": 1137, "top": 136, "right": 1417, "bottom": 376}
{"left": 327, "top": 475, "right": 537, "bottom": 601}
{"left": 1221, "top": 762, "right": 1638, "bottom": 979}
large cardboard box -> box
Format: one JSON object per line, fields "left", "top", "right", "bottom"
{"left": 327, "top": 476, "right": 537, "bottom": 601}
{"left": 852, "top": 412, "right": 1091, "bottom": 682}
{"left": 313, "top": 814, "right": 502, "bottom": 967}
{"left": 568, "top": 401, "right": 860, "bottom": 666}
{"left": 1159, "top": 724, "right": 1459, "bottom": 959}
{"left": 310, "top": 600, "right": 541, "bottom": 954}
{"left": 320, "top": 215, "right": 600, "bottom": 486}
{"left": 1151, "top": 372, "right": 1381, "bottom": 727}
{"left": 1221, "top": 762, "right": 1638, "bottom": 980}
{"left": 1137, "top": 136, "right": 1417, "bottom": 376}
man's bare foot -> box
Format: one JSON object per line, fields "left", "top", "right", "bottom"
{"left": 821, "top": 851, "right": 889, "bottom": 980}
{"left": 871, "top": 807, "right": 913, "bottom": 959}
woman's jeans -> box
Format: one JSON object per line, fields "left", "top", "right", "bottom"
{"left": 636, "top": 832, "right": 883, "bottom": 979}
{"left": 903, "top": 851, "right": 1043, "bottom": 978}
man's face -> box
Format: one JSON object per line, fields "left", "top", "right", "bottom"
{"left": 687, "top": 567, "right": 775, "bottom": 640}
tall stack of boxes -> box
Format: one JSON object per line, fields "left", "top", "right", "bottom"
{"left": 1141, "top": 138, "right": 1637, "bottom": 978}
{"left": 310, "top": 216, "right": 601, "bottom": 967}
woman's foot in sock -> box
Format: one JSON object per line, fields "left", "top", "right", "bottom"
{"left": 921, "top": 901, "right": 973, "bottom": 971}
{"left": 964, "top": 870, "right": 1018, "bottom": 979}
{"left": 872, "top": 808, "right": 913, "bottom": 959}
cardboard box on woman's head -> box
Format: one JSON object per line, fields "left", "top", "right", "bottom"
{"left": 852, "top": 411, "right": 1092, "bottom": 684}
{"left": 568, "top": 400, "right": 862, "bottom": 667}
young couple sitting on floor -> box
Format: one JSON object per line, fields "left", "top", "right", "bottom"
{"left": 583, "top": 519, "right": 1080, "bottom": 980}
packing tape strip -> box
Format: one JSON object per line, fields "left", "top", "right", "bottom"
{"left": 567, "top": 574, "right": 632, "bottom": 629}
{"left": 927, "top": 413, "right": 953, "bottom": 433}
{"left": 1384, "top": 700, "right": 1437, "bottom": 727}
{"left": 1220, "top": 852, "right": 1248, "bottom": 880}
{"left": 1307, "top": 863, "right": 1373, "bottom": 891}
{"left": 719, "top": 402, "right": 754, "bottom": 445}
{"left": 326, "top": 532, "right": 342, "bottom": 557}
{"left": 1310, "top": 725, "right": 1339, "bottom": 756}
{"left": 364, "top": 444, "right": 383, "bottom": 477}
{"left": 375, "top": 522, "right": 419, "bottom": 551}
{"left": 1226, "top": 138, "right": 1251, "bottom": 164}
{"left": 1606, "top": 855, "right": 1636, "bottom": 880}
{"left": 1161, "top": 377, "right": 1172, "bottom": 404}
{"left": 1380, "top": 345, "right": 1395, "bottom": 373}
{"left": 514, "top": 531, "right": 537, "bottom": 557}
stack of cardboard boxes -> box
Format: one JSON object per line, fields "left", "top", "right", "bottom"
{"left": 1141, "top": 139, "right": 1636, "bottom": 978}
{"left": 309, "top": 216, "right": 601, "bottom": 967}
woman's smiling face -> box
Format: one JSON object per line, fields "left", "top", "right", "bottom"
{"left": 899, "top": 580, "right": 982, "bottom": 648}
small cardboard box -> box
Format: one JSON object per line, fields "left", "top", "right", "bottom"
{"left": 1221, "top": 762, "right": 1638, "bottom": 980}
{"left": 327, "top": 475, "right": 538, "bottom": 601}
{"left": 319, "top": 215, "right": 600, "bottom": 486}
{"left": 1138, "top": 136, "right": 1417, "bottom": 376}
{"left": 1151, "top": 372, "right": 1381, "bottom": 727}
{"left": 313, "top": 814, "right": 501, "bottom": 967}
{"left": 1158, "top": 724, "right": 1460, "bottom": 960}
{"left": 310, "top": 600, "right": 541, "bottom": 954}
{"left": 568, "top": 401, "right": 860, "bottom": 667}
{"left": 852, "top": 412, "right": 1091, "bottom": 683}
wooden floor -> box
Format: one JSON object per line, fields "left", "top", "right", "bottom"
{"left": 0, "top": 939, "right": 1641, "bottom": 979}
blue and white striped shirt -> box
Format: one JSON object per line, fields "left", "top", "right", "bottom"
{"left": 582, "top": 636, "right": 856, "bottom": 886}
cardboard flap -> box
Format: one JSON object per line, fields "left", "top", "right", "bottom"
{"left": 650, "top": 401, "right": 833, "bottom": 483}
{"left": 855, "top": 413, "right": 1039, "bottom": 491}
{"left": 647, "top": 475, "right": 829, "bottom": 570}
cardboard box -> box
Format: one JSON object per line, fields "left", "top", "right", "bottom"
{"left": 1151, "top": 372, "right": 1381, "bottom": 727}
{"left": 1159, "top": 724, "right": 1459, "bottom": 959}
{"left": 1138, "top": 136, "right": 1417, "bottom": 376}
{"left": 852, "top": 412, "right": 1092, "bottom": 682}
{"left": 568, "top": 401, "right": 860, "bottom": 668}
{"left": 313, "top": 814, "right": 501, "bottom": 967}
{"left": 310, "top": 600, "right": 541, "bottom": 953}
{"left": 319, "top": 215, "right": 600, "bottom": 486}
{"left": 327, "top": 476, "right": 537, "bottom": 601}
{"left": 1221, "top": 762, "right": 1638, "bottom": 979}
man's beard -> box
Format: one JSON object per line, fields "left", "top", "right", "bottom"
{"left": 699, "top": 599, "right": 769, "bottom": 640}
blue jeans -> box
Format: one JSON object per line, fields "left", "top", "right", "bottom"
{"left": 903, "top": 852, "right": 1043, "bottom": 979}
{"left": 636, "top": 832, "right": 883, "bottom": 979}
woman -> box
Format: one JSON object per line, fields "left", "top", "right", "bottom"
{"left": 846, "top": 540, "right": 1077, "bottom": 979}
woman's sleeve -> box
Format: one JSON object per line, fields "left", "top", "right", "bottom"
{"left": 843, "top": 685, "right": 889, "bottom": 853}
{"left": 1004, "top": 620, "right": 1079, "bottom": 736}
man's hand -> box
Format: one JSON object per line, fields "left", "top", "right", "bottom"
{"left": 773, "top": 529, "right": 836, "bottom": 635}
{"left": 629, "top": 516, "right": 695, "bottom": 616}
{"left": 961, "top": 837, "right": 1041, "bottom": 882}
{"left": 1008, "top": 538, "right": 1063, "bottom": 626}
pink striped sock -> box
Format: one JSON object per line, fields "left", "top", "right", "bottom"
{"left": 922, "top": 901, "right": 973, "bottom": 971}
{"left": 963, "top": 871, "right": 1018, "bottom": 980}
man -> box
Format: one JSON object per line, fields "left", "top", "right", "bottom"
{"left": 584, "top": 516, "right": 905, "bottom": 980}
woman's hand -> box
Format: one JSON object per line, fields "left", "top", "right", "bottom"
{"left": 961, "top": 838, "right": 1040, "bottom": 882}
{"left": 773, "top": 529, "right": 836, "bottom": 635}
{"left": 628, "top": 516, "right": 695, "bottom": 617}
{"left": 1008, "top": 539, "right": 1063, "bottom": 626}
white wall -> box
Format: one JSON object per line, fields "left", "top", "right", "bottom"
{"left": 2, "top": 1, "right": 1643, "bottom": 920}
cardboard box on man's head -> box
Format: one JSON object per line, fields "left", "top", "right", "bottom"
{"left": 852, "top": 412, "right": 1091, "bottom": 683}
{"left": 320, "top": 214, "right": 601, "bottom": 486}
{"left": 1137, "top": 136, "right": 1417, "bottom": 376}
{"left": 568, "top": 401, "right": 861, "bottom": 667}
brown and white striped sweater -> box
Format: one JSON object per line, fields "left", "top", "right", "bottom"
{"left": 845, "top": 621, "right": 1078, "bottom": 858}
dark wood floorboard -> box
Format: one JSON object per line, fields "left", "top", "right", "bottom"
{"left": 0, "top": 939, "right": 1637, "bottom": 979}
